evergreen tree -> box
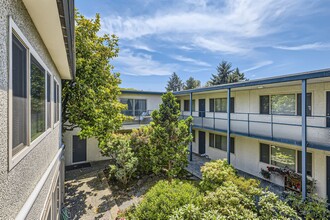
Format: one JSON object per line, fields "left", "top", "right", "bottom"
{"left": 229, "top": 68, "right": 247, "bottom": 83}
{"left": 150, "top": 93, "right": 192, "bottom": 179}
{"left": 184, "top": 77, "right": 201, "bottom": 90}
{"left": 166, "top": 72, "right": 184, "bottom": 92}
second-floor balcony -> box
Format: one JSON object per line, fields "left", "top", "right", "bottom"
{"left": 122, "top": 110, "right": 153, "bottom": 125}
{"left": 181, "top": 111, "right": 330, "bottom": 150}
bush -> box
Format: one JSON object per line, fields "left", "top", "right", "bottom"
{"left": 130, "top": 126, "right": 155, "bottom": 174}
{"left": 200, "top": 159, "right": 236, "bottom": 191}
{"left": 285, "top": 192, "right": 330, "bottom": 220}
{"left": 258, "top": 191, "right": 299, "bottom": 220}
{"left": 129, "top": 180, "right": 201, "bottom": 220}
{"left": 203, "top": 181, "right": 257, "bottom": 219}
{"left": 169, "top": 204, "right": 225, "bottom": 220}
{"left": 105, "top": 134, "right": 138, "bottom": 185}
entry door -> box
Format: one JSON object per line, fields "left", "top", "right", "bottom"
{"left": 327, "top": 156, "right": 330, "bottom": 204}
{"left": 72, "top": 135, "right": 87, "bottom": 163}
{"left": 199, "top": 99, "right": 205, "bottom": 117}
{"left": 327, "top": 91, "right": 330, "bottom": 127}
{"left": 198, "top": 131, "right": 206, "bottom": 154}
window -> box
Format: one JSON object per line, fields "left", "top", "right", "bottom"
{"left": 31, "top": 56, "right": 46, "bottom": 141}
{"left": 183, "top": 100, "right": 195, "bottom": 111}
{"left": 209, "top": 98, "right": 234, "bottom": 113}
{"left": 46, "top": 73, "right": 51, "bottom": 129}
{"left": 297, "top": 93, "right": 312, "bottom": 116}
{"left": 209, "top": 133, "right": 234, "bottom": 153}
{"left": 192, "top": 129, "right": 196, "bottom": 142}
{"left": 271, "top": 145, "right": 296, "bottom": 171}
{"left": 54, "top": 80, "right": 60, "bottom": 123}
{"left": 120, "top": 98, "right": 147, "bottom": 116}
{"left": 12, "top": 34, "right": 28, "bottom": 155}
{"left": 260, "top": 95, "right": 269, "bottom": 114}
{"left": 271, "top": 94, "right": 295, "bottom": 115}
{"left": 297, "top": 151, "right": 312, "bottom": 176}
{"left": 260, "top": 143, "right": 270, "bottom": 163}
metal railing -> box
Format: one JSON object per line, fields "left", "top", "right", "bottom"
{"left": 122, "top": 110, "right": 153, "bottom": 125}
{"left": 181, "top": 111, "right": 330, "bottom": 149}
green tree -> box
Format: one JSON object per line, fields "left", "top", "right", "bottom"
{"left": 150, "top": 93, "right": 192, "bottom": 179}
{"left": 207, "top": 61, "right": 247, "bottom": 86}
{"left": 229, "top": 68, "right": 247, "bottom": 83}
{"left": 184, "top": 77, "right": 201, "bottom": 90}
{"left": 62, "top": 12, "right": 126, "bottom": 146}
{"left": 166, "top": 72, "right": 184, "bottom": 92}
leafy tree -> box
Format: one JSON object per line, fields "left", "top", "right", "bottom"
{"left": 102, "top": 134, "right": 138, "bottom": 185}
{"left": 184, "top": 77, "right": 201, "bottom": 90}
{"left": 166, "top": 72, "right": 184, "bottom": 92}
{"left": 150, "top": 93, "right": 192, "bottom": 179}
{"left": 207, "top": 60, "right": 247, "bottom": 86}
{"left": 62, "top": 12, "right": 126, "bottom": 146}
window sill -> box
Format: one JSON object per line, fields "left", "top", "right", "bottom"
{"left": 9, "top": 128, "right": 53, "bottom": 171}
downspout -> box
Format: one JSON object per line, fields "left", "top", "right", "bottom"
{"left": 227, "top": 88, "right": 231, "bottom": 164}
{"left": 189, "top": 92, "right": 193, "bottom": 161}
{"left": 301, "top": 79, "right": 307, "bottom": 200}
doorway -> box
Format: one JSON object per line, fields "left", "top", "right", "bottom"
{"left": 198, "top": 131, "right": 206, "bottom": 154}
{"left": 72, "top": 135, "right": 87, "bottom": 163}
{"left": 199, "top": 99, "right": 205, "bottom": 117}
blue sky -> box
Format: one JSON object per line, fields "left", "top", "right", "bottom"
{"left": 77, "top": 0, "right": 330, "bottom": 91}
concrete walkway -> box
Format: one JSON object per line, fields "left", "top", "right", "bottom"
{"left": 64, "top": 161, "right": 119, "bottom": 220}
{"left": 186, "top": 153, "right": 285, "bottom": 195}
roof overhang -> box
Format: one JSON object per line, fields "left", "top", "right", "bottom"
{"left": 121, "top": 90, "right": 165, "bottom": 95}
{"left": 22, "top": 0, "right": 75, "bottom": 80}
{"left": 174, "top": 68, "right": 330, "bottom": 96}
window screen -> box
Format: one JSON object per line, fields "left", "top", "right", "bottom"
{"left": 260, "top": 143, "right": 270, "bottom": 163}
{"left": 47, "top": 73, "right": 51, "bottom": 129}
{"left": 297, "top": 93, "right": 312, "bottom": 116}
{"left": 297, "top": 151, "right": 312, "bottom": 176}
{"left": 12, "top": 34, "right": 28, "bottom": 154}
{"left": 260, "top": 95, "right": 270, "bottom": 114}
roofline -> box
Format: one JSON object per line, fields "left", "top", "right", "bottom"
{"left": 121, "top": 90, "right": 165, "bottom": 95}
{"left": 56, "top": 0, "right": 75, "bottom": 79}
{"left": 174, "top": 68, "right": 330, "bottom": 95}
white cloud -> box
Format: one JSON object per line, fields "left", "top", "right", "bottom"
{"left": 274, "top": 42, "right": 330, "bottom": 51}
{"left": 243, "top": 60, "right": 273, "bottom": 72}
{"left": 113, "top": 49, "right": 176, "bottom": 76}
{"left": 171, "top": 55, "right": 211, "bottom": 66}
{"left": 129, "top": 43, "right": 155, "bottom": 52}
{"left": 101, "top": 0, "right": 304, "bottom": 54}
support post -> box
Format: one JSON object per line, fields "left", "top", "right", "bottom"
{"left": 302, "top": 79, "right": 307, "bottom": 200}
{"left": 227, "top": 88, "right": 231, "bottom": 164}
{"left": 189, "top": 92, "right": 193, "bottom": 161}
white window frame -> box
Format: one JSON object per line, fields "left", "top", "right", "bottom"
{"left": 53, "top": 77, "right": 60, "bottom": 127}
{"left": 8, "top": 17, "right": 54, "bottom": 170}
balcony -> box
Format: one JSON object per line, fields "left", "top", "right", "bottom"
{"left": 181, "top": 111, "right": 330, "bottom": 150}
{"left": 121, "top": 110, "right": 153, "bottom": 130}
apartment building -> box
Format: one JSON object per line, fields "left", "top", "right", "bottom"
{"left": 175, "top": 69, "right": 330, "bottom": 200}
{"left": 0, "top": 0, "right": 75, "bottom": 219}
{"left": 63, "top": 90, "right": 163, "bottom": 166}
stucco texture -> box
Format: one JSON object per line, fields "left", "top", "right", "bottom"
{"left": 0, "top": 0, "right": 63, "bottom": 219}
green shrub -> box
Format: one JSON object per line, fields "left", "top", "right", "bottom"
{"left": 169, "top": 204, "right": 225, "bottom": 220}
{"left": 228, "top": 175, "right": 262, "bottom": 197}
{"left": 258, "top": 191, "right": 299, "bottom": 220}
{"left": 130, "top": 126, "right": 155, "bottom": 174}
{"left": 105, "top": 134, "right": 138, "bottom": 185}
{"left": 203, "top": 181, "right": 257, "bottom": 219}
{"left": 129, "top": 180, "right": 201, "bottom": 220}
{"left": 285, "top": 192, "right": 330, "bottom": 220}
{"left": 200, "top": 159, "right": 236, "bottom": 191}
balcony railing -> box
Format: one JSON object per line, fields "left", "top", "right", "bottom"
{"left": 181, "top": 111, "right": 330, "bottom": 149}
{"left": 122, "top": 110, "right": 153, "bottom": 125}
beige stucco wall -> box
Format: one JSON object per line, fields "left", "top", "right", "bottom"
{"left": 0, "top": 0, "right": 64, "bottom": 218}
{"left": 191, "top": 127, "right": 330, "bottom": 198}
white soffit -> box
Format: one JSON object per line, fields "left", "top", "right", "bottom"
{"left": 22, "top": 0, "right": 72, "bottom": 79}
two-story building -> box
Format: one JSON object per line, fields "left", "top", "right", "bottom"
{"left": 175, "top": 69, "right": 330, "bottom": 200}
{"left": 63, "top": 90, "right": 163, "bottom": 166}
{"left": 0, "top": 0, "right": 75, "bottom": 219}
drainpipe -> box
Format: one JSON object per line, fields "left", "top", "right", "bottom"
{"left": 302, "top": 79, "right": 307, "bottom": 200}
{"left": 189, "top": 92, "right": 193, "bottom": 161}
{"left": 227, "top": 88, "right": 231, "bottom": 164}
